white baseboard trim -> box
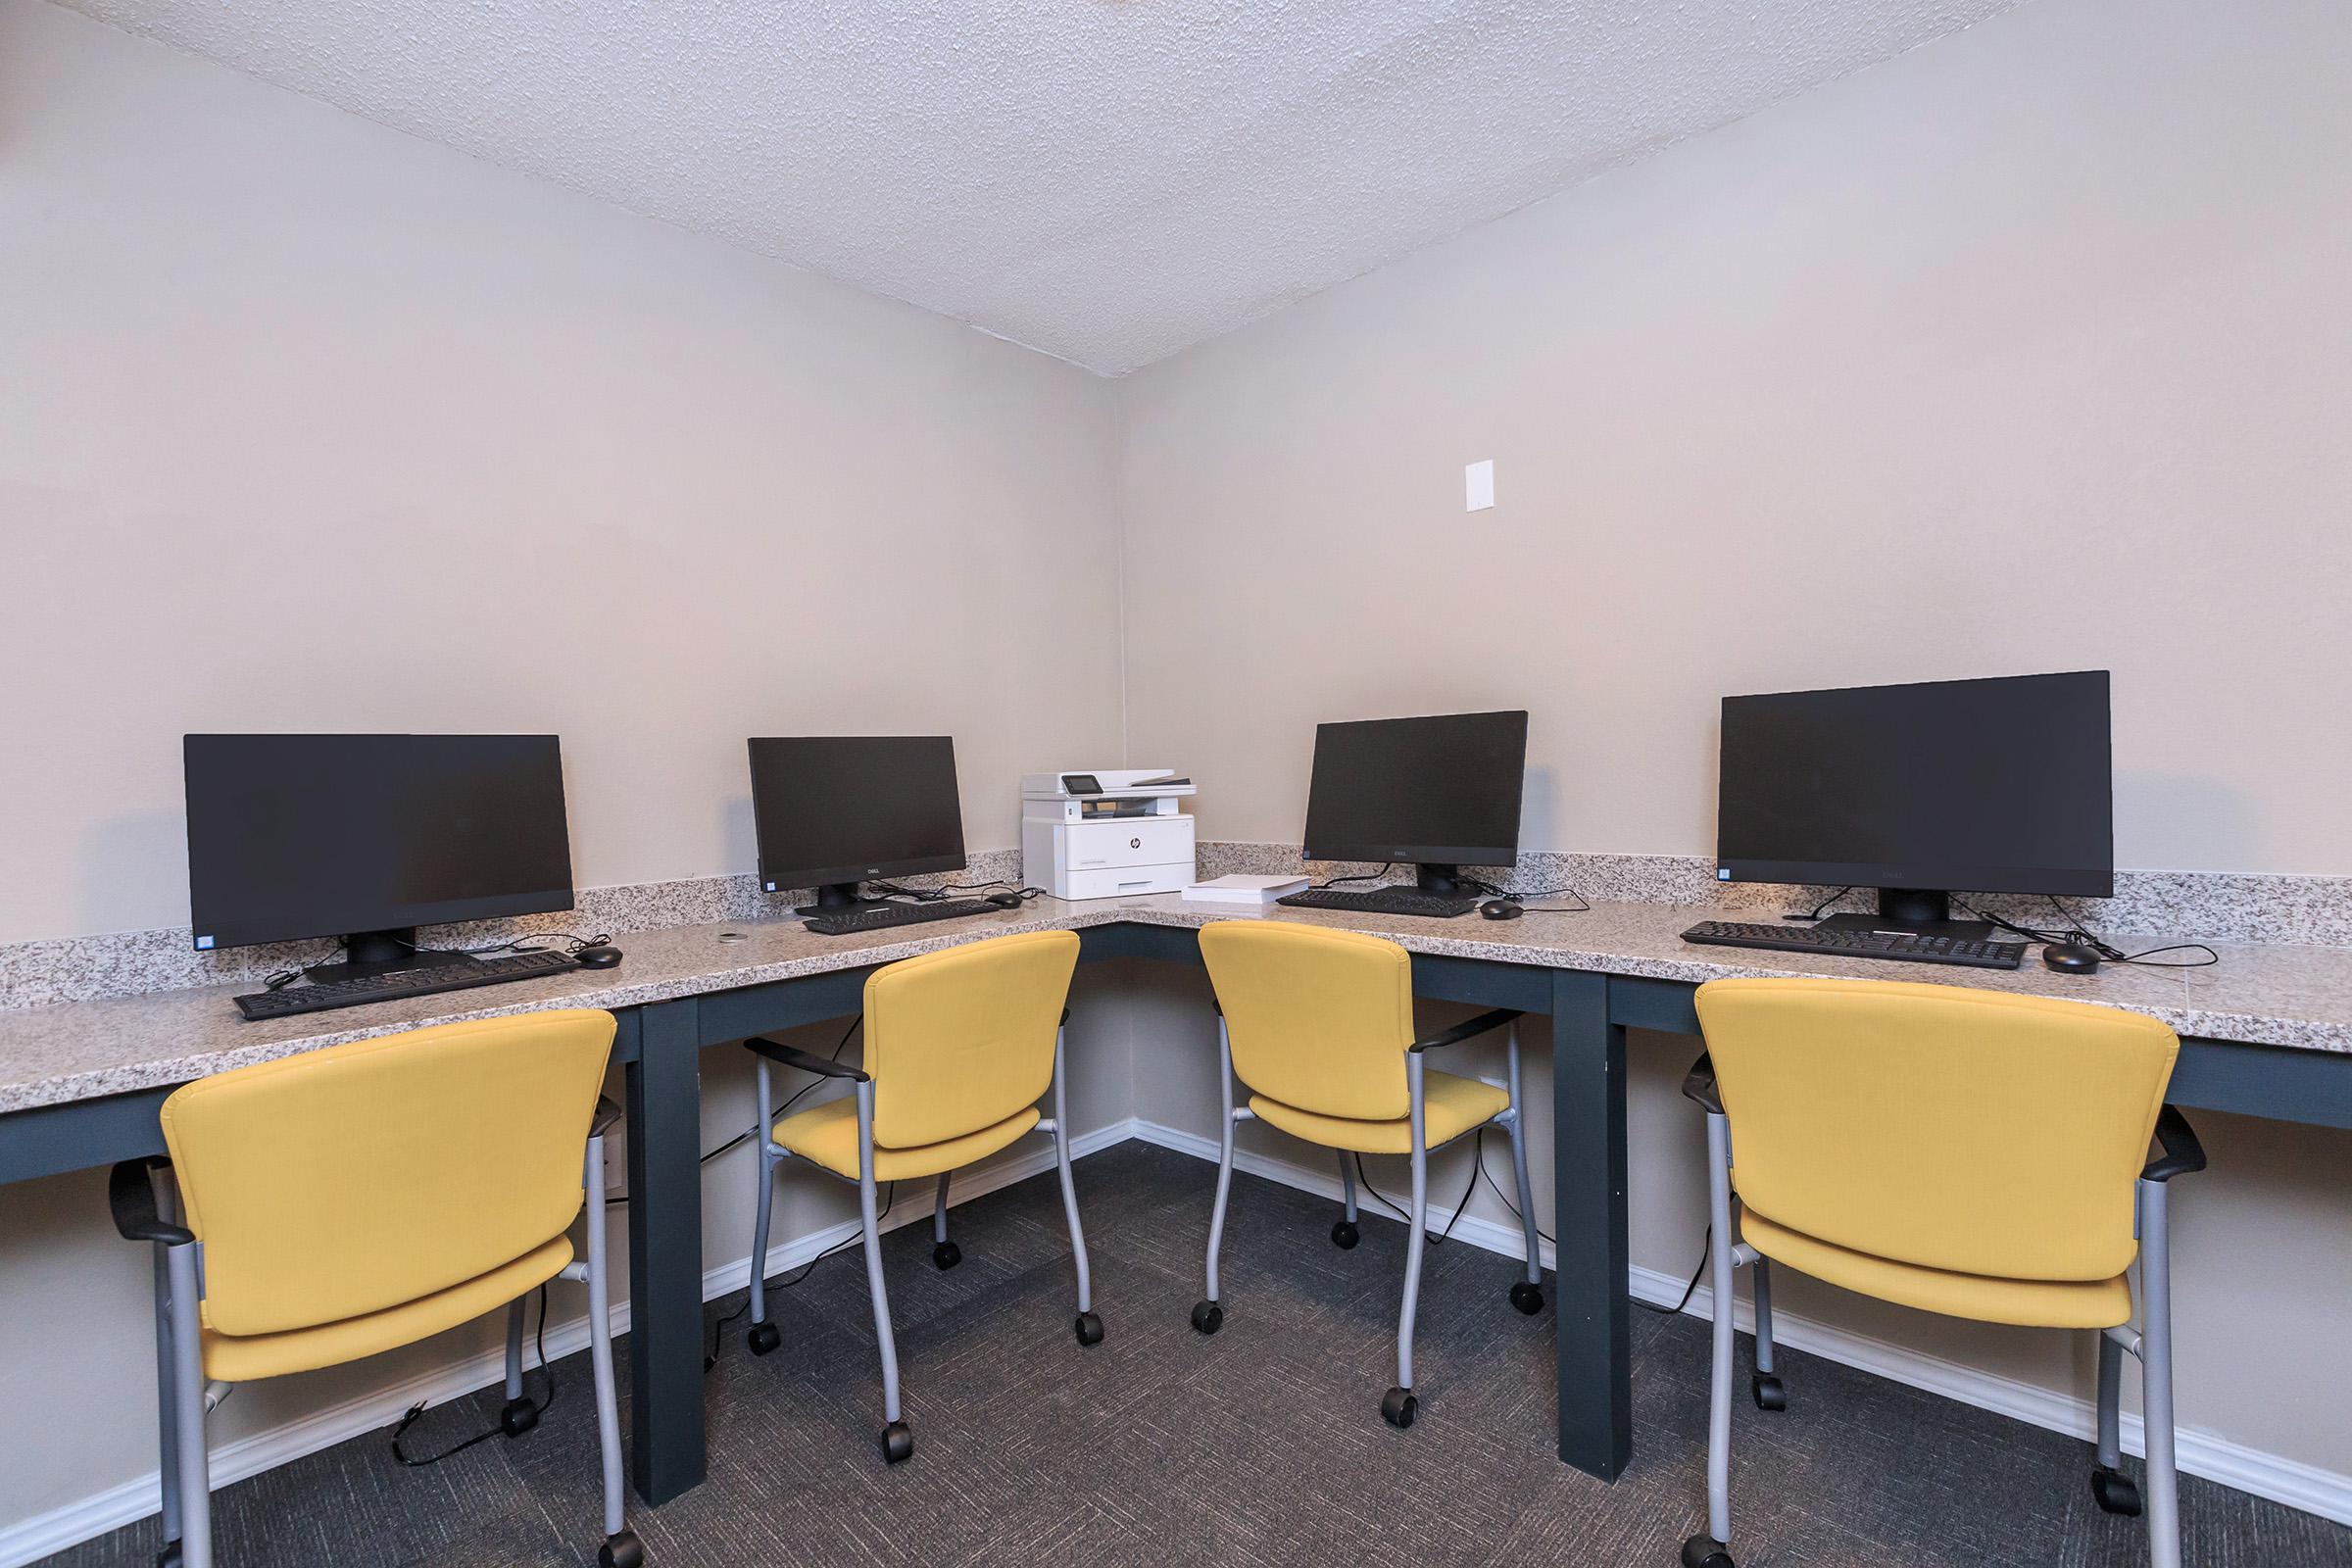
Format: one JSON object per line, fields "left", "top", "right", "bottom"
{"left": 11, "top": 1114, "right": 2342, "bottom": 1565}
{"left": 1123, "top": 1117, "right": 2352, "bottom": 1529}
{"left": 0, "top": 1118, "right": 1143, "bottom": 1568}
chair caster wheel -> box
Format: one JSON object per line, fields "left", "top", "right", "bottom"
{"left": 156, "top": 1545, "right": 183, "bottom": 1568}
{"left": 1509, "top": 1281, "right": 1544, "bottom": 1315}
{"left": 1681, "top": 1534, "right": 1735, "bottom": 1568}
{"left": 599, "top": 1529, "right": 646, "bottom": 1568}
{"left": 1190, "top": 1300, "right": 1223, "bottom": 1335}
{"left": 2091, "top": 1465, "right": 2143, "bottom": 1516}
{"left": 880, "top": 1421, "right": 913, "bottom": 1464}
{"left": 1380, "top": 1386, "right": 1418, "bottom": 1429}
{"left": 1074, "top": 1311, "right": 1104, "bottom": 1346}
{"left": 932, "top": 1241, "right": 961, "bottom": 1270}
{"left": 746, "top": 1320, "right": 781, "bottom": 1356}
{"left": 1751, "top": 1373, "right": 1786, "bottom": 1412}
{"left": 1331, "top": 1220, "right": 1360, "bottom": 1250}
{"left": 500, "top": 1396, "right": 540, "bottom": 1437}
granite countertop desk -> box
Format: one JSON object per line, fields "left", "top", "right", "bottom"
{"left": 6, "top": 895, "right": 2350, "bottom": 1509}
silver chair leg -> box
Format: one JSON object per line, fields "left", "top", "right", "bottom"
{"left": 1052, "top": 1026, "right": 1102, "bottom": 1341}
{"left": 151, "top": 1228, "right": 181, "bottom": 1556}
{"left": 504, "top": 1298, "right": 527, "bottom": 1404}
{"left": 1193, "top": 1019, "right": 1236, "bottom": 1335}
{"left": 1331, "top": 1148, "right": 1363, "bottom": 1249}
{"left": 1383, "top": 1054, "right": 1428, "bottom": 1428}
{"left": 1748, "top": 1252, "right": 1787, "bottom": 1413}
{"left": 1503, "top": 1023, "right": 1544, "bottom": 1301}
{"left": 1695, "top": 1110, "right": 1739, "bottom": 1558}
{"left": 2096, "top": 1330, "right": 2126, "bottom": 1472}
{"left": 165, "top": 1240, "right": 211, "bottom": 1568}
{"left": 857, "top": 1081, "right": 911, "bottom": 1462}
{"left": 2139, "top": 1178, "right": 2182, "bottom": 1568}
{"left": 746, "top": 1058, "right": 786, "bottom": 1356}
{"left": 581, "top": 1135, "right": 635, "bottom": 1559}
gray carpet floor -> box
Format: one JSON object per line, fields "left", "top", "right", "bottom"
{"left": 47, "top": 1143, "right": 2351, "bottom": 1566}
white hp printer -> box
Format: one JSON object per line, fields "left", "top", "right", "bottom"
{"left": 1021, "top": 770, "right": 1198, "bottom": 900}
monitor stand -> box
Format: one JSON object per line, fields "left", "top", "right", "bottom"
{"left": 303, "top": 928, "right": 484, "bottom": 986}
{"left": 1814, "top": 889, "right": 1994, "bottom": 944}
{"left": 1410, "top": 862, "right": 1466, "bottom": 895}
{"left": 793, "top": 882, "right": 899, "bottom": 918}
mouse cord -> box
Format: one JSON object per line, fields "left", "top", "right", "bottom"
{"left": 1955, "top": 899, "right": 2218, "bottom": 969}
{"left": 1461, "top": 876, "right": 1591, "bottom": 911}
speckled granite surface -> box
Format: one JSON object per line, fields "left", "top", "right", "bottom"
{"left": 5, "top": 892, "right": 2350, "bottom": 1114}
{"left": 1196, "top": 843, "right": 2352, "bottom": 948}
{"left": 0, "top": 851, "right": 1023, "bottom": 1012}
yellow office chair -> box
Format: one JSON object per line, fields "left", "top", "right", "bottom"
{"left": 1193, "top": 921, "right": 1544, "bottom": 1428}
{"left": 740, "top": 928, "right": 1096, "bottom": 1463}
{"left": 109, "top": 1009, "right": 639, "bottom": 1568}
{"left": 1679, "top": 977, "right": 2203, "bottom": 1568}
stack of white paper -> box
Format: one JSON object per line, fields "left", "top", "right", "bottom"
{"left": 1181, "top": 874, "right": 1310, "bottom": 905}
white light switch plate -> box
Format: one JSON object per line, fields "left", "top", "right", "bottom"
{"left": 1465, "top": 459, "right": 1494, "bottom": 512}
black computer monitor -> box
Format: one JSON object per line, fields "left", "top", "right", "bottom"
{"left": 1301, "top": 710, "right": 1530, "bottom": 894}
{"left": 1715, "top": 670, "right": 2114, "bottom": 937}
{"left": 747, "top": 736, "right": 966, "bottom": 914}
{"left": 183, "top": 733, "right": 575, "bottom": 982}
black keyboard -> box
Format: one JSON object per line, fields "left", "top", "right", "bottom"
{"left": 1277, "top": 887, "right": 1480, "bottom": 918}
{"left": 1681, "top": 920, "right": 2026, "bottom": 970}
{"left": 805, "top": 899, "right": 1001, "bottom": 936}
{"left": 234, "top": 949, "right": 583, "bottom": 1020}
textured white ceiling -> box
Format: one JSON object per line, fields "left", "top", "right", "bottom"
{"left": 63, "top": 1, "right": 2021, "bottom": 374}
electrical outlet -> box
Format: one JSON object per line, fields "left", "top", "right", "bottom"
{"left": 1464, "top": 459, "right": 1495, "bottom": 512}
{"left": 602, "top": 1131, "right": 627, "bottom": 1195}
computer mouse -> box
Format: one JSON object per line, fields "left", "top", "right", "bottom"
{"left": 576, "top": 945, "right": 623, "bottom": 969}
{"left": 985, "top": 891, "right": 1025, "bottom": 910}
{"left": 1479, "top": 899, "right": 1523, "bottom": 921}
{"left": 2041, "top": 942, "right": 2100, "bottom": 975}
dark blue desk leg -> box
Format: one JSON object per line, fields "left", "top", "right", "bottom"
{"left": 1551, "top": 969, "right": 1632, "bottom": 1479}
{"left": 625, "top": 998, "right": 706, "bottom": 1504}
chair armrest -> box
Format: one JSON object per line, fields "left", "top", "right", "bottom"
{"left": 1408, "top": 1007, "right": 1523, "bottom": 1054}
{"left": 744, "top": 1036, "right": 869, "bottom": 1082}
{"left": 110, "top": 1158, "right": 193, "bottom": 1245}
{"left": 2141, "top": 1105, "right": 2206, "bottom": 1183}
{"left": 1681, "top": 1054, "right": 1723, "bottom": 1114}
{"left": 1061, "top": 1007, "right": 1072, "bottom": 1026}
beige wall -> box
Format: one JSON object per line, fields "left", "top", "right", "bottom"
{"left": 0, "top": 0, "right": 1125, "bottom": 948}
{"left": 1117, "top": 0, "right": 2352, "bottom": 1484}
{"left": 1118, "top": 0, "right": 2352, "bottom": 879}
{"left": 0, "top": 2, "right": 1132, "bottom": 1544}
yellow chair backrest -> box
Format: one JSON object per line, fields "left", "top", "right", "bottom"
{"left": 1199, "top": 921, "right": 1416, "bottom": 1122}
{"left": 159, "top": 1008, "right": 615, "bottom": 1338}
{"left": 863, "top": 930, "right": 1080, "bottom": 1149}
{"left": 1694, "top": 978, "right": 2178, "bottom": 1282}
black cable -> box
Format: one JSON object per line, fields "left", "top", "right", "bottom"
{"left": 1786, "top": 886, "right": 1852, "bottom": 922}
{"left": 1347, "top": 1149, "right": 1476, "bottom": 1246}
{"left": 1955, "top": 898, "right": 2220, "bottom": 969}
{"left": 1314, "top": 862, "right": 1394, "bottom": 889}
{"left": 1461, "top": 876, "right": 1592, "bottom": 912}
{"left": 608, "top": 1016, "right": 862, "bottom": 1206}
{"left": 709, "top": 1184, "right": 898, "bottom": 1371}
{"left": 1461, "top": 1130, "right": 1708, "bottom": 1315}
{"left": 1640, "top": 1226, "right": 1713, "bottom": 1318}
{"left": 392, "top": 1284, "right": 553, "bottom": 1466}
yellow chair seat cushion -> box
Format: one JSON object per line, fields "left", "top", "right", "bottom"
{"left": 202, "top": 1236, "right": 574, "bottom": 1383}
{"left": 776, "top": 1097, "right": 1041, "bottom": 1181}
{"left": 1250, "top": 1070, "right": 1509, "bottom": 1154}
{"left": 1740, "top": 1208, "right": 2131, "bottom": 1330}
